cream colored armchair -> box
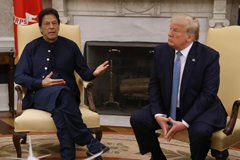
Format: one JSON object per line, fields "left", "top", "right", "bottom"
{"left": 156, "top": 26, "right": 240, "bottom": 160}
{"left": 13, "top": 23, "right": 102, "bottom": 158}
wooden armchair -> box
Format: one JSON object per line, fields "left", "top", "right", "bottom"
{"left": 13, "top": 23, "right": 102, "bottom": 158}
{"left": 156, "top": 26, "right": 240, "bottom": 160}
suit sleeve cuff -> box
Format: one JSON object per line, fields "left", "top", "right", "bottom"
{"left": 35, "top": 79, "right": 43, "bottom": 88}
{"left": 182, "top": 119, "right": 189, "bottom": 128}
{"left": 154, "top": 113, "right": 167, "bottom": 118}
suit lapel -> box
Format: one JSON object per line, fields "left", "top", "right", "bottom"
{"left": 180, "top": 42, "right": 198, "bottom": 99}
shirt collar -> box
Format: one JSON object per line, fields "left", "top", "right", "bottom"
{"left": 175, "top": 42, "right": 193, "bottom": 58}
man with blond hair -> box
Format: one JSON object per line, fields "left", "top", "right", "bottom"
{"left": 130, "top": 14, "right": 227, "bottom": 160}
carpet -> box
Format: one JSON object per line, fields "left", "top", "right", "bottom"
{"left": 0, "top": 132, "right": 240, "bottom": 160}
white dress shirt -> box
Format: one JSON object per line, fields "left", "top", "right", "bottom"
{"left": 155, "top": 42, "right": 193, "bottom": 128}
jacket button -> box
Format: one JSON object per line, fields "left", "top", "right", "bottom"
{"left": 45, "top": 67, "right": 47, "bottom": 70}
{"left": 47, "top": 58, "right": 50, "bottom": 61}
{"left": 48, "top": 50, "right": 51, "bottom": 52}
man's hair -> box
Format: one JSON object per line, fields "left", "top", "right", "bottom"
{"left": 171, "top": 14, "right": 200, "bottom": 41}
{"left": 38, "top": 8, "right": 60, "bottom": 27}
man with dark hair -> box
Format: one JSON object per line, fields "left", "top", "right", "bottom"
{"left": 14, "top": 8, "right": 110, "bottom": 160}
{"left": 130, "top": 14, "right": 227, "bottom": 160}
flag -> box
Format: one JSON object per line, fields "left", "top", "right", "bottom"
{"left": 13, "top": 0, "right": 42, "bottom": 63}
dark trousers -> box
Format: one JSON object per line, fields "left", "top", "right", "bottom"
{"left": 49, "top": 89, "right": 94, "bottom": 160}
{"left": 130, "top": 105, "right": 216, "bottom": 160}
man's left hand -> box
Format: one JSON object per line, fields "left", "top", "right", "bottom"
{"left": 165, "top": 117, "right": 187, "bottom": 141}
{"left": 93, "top": 61, "right": 109, "bottom": 76}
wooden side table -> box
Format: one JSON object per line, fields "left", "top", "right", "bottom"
{"left": 0, "top": 52, "right": 15, "bottom": 117}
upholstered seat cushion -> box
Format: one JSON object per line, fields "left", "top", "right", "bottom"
{"left": 14, "top": 104, "right": 100, "bottom": 132}
{"left": 156, "top": 117, "right": 240, "bottom": 151}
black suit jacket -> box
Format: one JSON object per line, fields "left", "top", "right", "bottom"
{"left": 149, "top": 42, "right": 227, "bottom": 128}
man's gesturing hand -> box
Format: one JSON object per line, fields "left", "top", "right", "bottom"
{"left": 93, "top": 61, "right": 109, "bottom": 76}
{"left": 165, "top": 117, "right": 187, "bottom": 141}
{"left": 42, "top": 71, "right": 66, "bottom": 87}
{"left": 155, "top": 116, "right": 171, "bottom": 138}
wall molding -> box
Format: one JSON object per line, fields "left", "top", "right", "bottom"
{"left": 53, "top": 0, "right": 229, "bottom": 28}
{"left": 0, "top": 37, "right": 15, "bottom": 50}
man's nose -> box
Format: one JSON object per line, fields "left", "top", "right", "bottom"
{"left": 168, "top": 30, "right": 173, "bottom": 36}
{"left": 49, "top": 23, "right": 54, "bottom": 28}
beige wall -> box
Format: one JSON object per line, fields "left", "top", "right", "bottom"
{"left": 0, "top": 0, "right": 14, "bottom": 37}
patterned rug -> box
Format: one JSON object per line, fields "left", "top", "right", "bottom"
{"left": 0, "top": 132, "right": 240, "bottom": 160}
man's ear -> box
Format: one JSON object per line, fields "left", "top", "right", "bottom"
{"left": 187, "top": 35, "right": 194, "bottom": 42}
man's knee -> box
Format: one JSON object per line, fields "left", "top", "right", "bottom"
{"left": 188, "top": 123, "right": 213, "bottom": 143}
{"left": 58, "top": 89, "right": 70, "bottom": 100}
{"left": 130, "top": 111, "right": 143, "bottom": 128}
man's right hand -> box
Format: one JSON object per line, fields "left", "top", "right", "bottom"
{"left": 42, "top": 71, "right": 66, "bottom": 87}
{"left": 155, "top": 115, "right": 171, "bottom": 138}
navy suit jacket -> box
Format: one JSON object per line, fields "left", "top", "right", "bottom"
{"left": 14, "top": 36, "right": 95, "bottom": 111}
{"left": 149, "top": 42, "right": 227, "bottom": 128}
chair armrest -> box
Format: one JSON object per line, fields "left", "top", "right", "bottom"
{"left": 223, "top": 99, "right": 240, "bottom": 136}
{"left": 15, "top": 80, "right": 98, "bottom": 115}
{"left": 83, "top": 80, "right": 97, "bottom": 112}
{"left": 15, "top": 84, "right": 24, "bottom": 117}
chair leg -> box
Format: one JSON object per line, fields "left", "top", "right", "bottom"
{"left": 90, "top": 127, "right": 103, "bottom": 142}
{"left": 211, "top": 148, "right": 229, "bottom": 160}
{"left": 13, "top": 132, "right": 27, "bottom": 158}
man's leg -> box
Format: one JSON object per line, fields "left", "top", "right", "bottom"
{"left": 51, "top": 89, "right": 94, "bottom": 160}
{"left": 56, "top": 90, "right": 94, "bottom": 145}
{"left": 130, "top": 105, "right": 166, "bottom": 160}
{"left": 188, "top": 121, "right": 215, "bottom": 160}
{"left": 52, "top": 109, "right": 76, "bottom": 160}
{"left": 52, "top": 89, "right": 108, "bottom": 159}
